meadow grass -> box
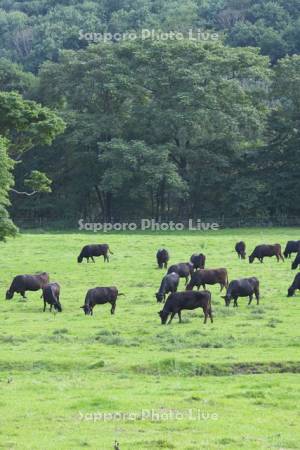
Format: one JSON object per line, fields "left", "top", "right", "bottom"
{"left": 0, "top": 228, "right": 300, "bottom": 449}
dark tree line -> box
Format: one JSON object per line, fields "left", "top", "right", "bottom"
{"left": 0, "top": 0, "right": 300, "bottom": 237}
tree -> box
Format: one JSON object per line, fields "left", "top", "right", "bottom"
{"left": 259, "top": 55, "right": 300, "bottom": 216}
{"left": 0, "top": 137, "right": 18, "bottom": 240}
{"left": 0, "top": 90, "right": 65, "bottom": 239}
{"left": 36, "top": 38, "right": 270, "bottom": 219}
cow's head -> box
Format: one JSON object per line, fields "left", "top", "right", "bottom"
{"left": 283, "top": 250, "right": 288, "bottom": 258}
{"left": 80, "top": 304, "right": 92, "bottom": 315}
{"left": 291, "top": 260, "right": 298, "bottom": 270}
{"left": 156, "top": 292, "right": 164, "bottom": 303}
{"left": 54, "top": 300, "right": 62, "bottom": 312}
{"left": 158, "top": 310, "right": 168, "bottom": 324}
{"left": 241, "top": 251, "right": 246, "bottom": 260}
{"left": 248, "top": 255, "right": 254, "bottom": 264}
{"left": 287, "top": 287, "right": 295, "bottom": 297}
{"left": 222, "top": 295, "right": 231, "bottom": 306}
{"left": 5, "top": 290, "right": 13, "bottom": 300}
{"left": 77, "top": 256, "right": 83, "bottom": 263}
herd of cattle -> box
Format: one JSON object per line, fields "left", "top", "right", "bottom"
{"left": 4, "top": 241, "right": 300, "bottom": 325}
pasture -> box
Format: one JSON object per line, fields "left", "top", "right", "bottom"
{"left": 0, "top": 228, "right": 300, "bottom": 450}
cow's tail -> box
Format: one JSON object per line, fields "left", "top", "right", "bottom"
{"left": 225, "top": 271, "right": 229, "bottom": 288}
{"left": 108, "top": 246, "right": 114, "bottom": 255}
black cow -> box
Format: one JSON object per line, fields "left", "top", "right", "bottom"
{"left": 235, "top": 241, "right": 246, "bottom": 259}
{"left": 41, "top": 282, "right": 62, "bottom": 312}
{"left": 158, "top": 290, "right": 213, "bottom": 324}
{"left": 287, "top": 273, "right": 300, "bottom": 297}
{"left": 291, "top": 252, "right": 300, "bottom": 270}
{"left": 186, "top": 268, "right": 228, "bottom": 292}
{"left": 190, "top": 253, "right": 206, "bottom": 270}
{"left": 81, "top": 286, "right": 123, "bottom": 315}
{"left": 167, "top": 263, "right": 194, "bottom": 285}
{"left": 156, "top": 272, "right": 180, "bottom": 303}
{"left": 284, "top": 241, "right": 300, "bottom": 258}
{"left": 6, "top": 272, "right": 49, "bottom": 300}
{"left": 249, "top": 244, "right": 284, "bottom": 263}
{"left": 156, "top": 248, "right": 169, "bottom": 269}
{"left": 77, "top": 244, "right": 113, "bottom": 263}
{"left": 222, "top": 277, "right": 260, "bottom": 307}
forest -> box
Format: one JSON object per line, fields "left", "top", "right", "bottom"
{"left": 1, "top": 0, "right": 300, "bottom": 237}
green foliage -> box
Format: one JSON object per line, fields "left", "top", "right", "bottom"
{"left": 0, "top": 136, "right": 18, "bottom": 240}
{"left": 32, "top": 39, "right": 270, "bottom": 219}
{"left": 0, "top": 0, "right": 299, "bottom": 221}
{"left": 0, "top": 91, "right": 65, "bottom": 155}
{"left": 0, "top": 0, "right": 300, "bottom": 71}
{"left": 24, "top": 170, "right": 52, "bottom": 193}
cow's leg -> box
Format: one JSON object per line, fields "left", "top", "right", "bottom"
{"left": 168, "top": 312, "right": 176, "bottom": 324}
{"left": 280, "top": 253, "right": 284, "bottom": 262}
{"left": 220, "top": 283, "right": 224, "bottom": 292}
{"left": 260, "top": 258, "right": 263, "bottom": 263}
{"left": 255, "top": 289, "right": 260, "bottom": 304}
{"left": 50, "top": 304, "right": 53, "bottom": 312}
{"left": 209, "top": 307, "right": 213, "bottom": 323}
{"left": 178, "top": 311, "right": 182, "bottom": 323}
{"left": 197, "top": 285, "right": 200, "bottom": 291}
{"left": 203, "top": 308, "right": 208, "bottom": 324}
{"left": 202, "top": 283, "right": 206, "bottom": 290}
{"left": 91, "top": 256, "right": 95, "bottom": 263}
{"left": 185, "top": 276, "right": 189, "bottom": 285}
{"left": 233, "top": 297, "right": 238, "bottom": 307}
{"left": 276, "top": 254, "right": 279, "bottom": 262}
{"left": 111, "top": 301, "right": 116, "bottom": 315}
{"left": 43, "top": 300, "right": 46, "bottom": 312}
{"left": 21, "top": 291, "right": 26, "bottom": 299}
{"left": 248, "top": 294, "right": 253, "bottom": 305}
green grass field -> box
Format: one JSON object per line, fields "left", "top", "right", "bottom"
{"left": 0, "top": 228, "right": 300, "bottom": 450}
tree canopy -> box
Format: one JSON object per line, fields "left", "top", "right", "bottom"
{"left": 0, "top": 0, "right": 299, "bottom": 236}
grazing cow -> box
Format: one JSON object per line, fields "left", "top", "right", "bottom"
{"left": 167, "top": 262, "right": 194, "bottom": 285}
{"left": 222, "top": 277, "right": 259, "bottom": 307}
{"left": 81, "top": 286, "right": 123, "bottom": 315}
{"left": 156, "top": 248, "right": 169, "bottom": 269}
{"left": 249, "top": 244, "right": 284, "bottom": 263}
{"left": 158, "top": 290, "right": 213, "bottom": 324}
{"left": 287, "top": 273, "right": 300, "bottom": 297}
{"left": 156, "top": 272, "right": 180, "bottom": 303}
{"left": 77, "top": 244, "right": 113, "bottom": 263}
{"left": 6, "top": 273, "right": 49, "bottom": 300}
{"left": 284, "top": 240, "right": 300, "bottom": 258}
{"left": 190, "top": 253, "right": 206, "bottom": 270}
{"left": 235, "top": 241, "right": 246, "bottom": 259}
{"left": 186, "top": 268, "right": 228, "bottom": 292}
{"left": 291, "top": 252, "right": 300, "bottom": 270}
{"left": 41, "top": 282, "right": 62, "bottom": 312}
